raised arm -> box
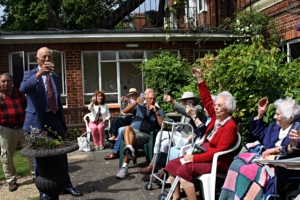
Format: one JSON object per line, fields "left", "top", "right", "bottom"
{"left": 192, "top": 67, "right": 215, "bottom": 119}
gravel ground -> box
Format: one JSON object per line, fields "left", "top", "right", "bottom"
{"left": 0, "top": 176, "right": 39, "bottom": 200}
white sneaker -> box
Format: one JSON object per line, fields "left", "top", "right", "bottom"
{"left": 116, "top": 167, "right": 129, "bottom": 179}
{"left": 123, "top": 145, "right": 135, "bottom": 160}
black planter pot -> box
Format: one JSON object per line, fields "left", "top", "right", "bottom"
{"left": 21, "top": 142, "right": 78, "bottom": 200}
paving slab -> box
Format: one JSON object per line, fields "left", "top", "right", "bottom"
{"left": 60, "top": 147, "right": 170, "bottom": 200}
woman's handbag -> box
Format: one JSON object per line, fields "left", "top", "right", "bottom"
{"left": 77, "top": 132, "right": 91, "bottom": 152}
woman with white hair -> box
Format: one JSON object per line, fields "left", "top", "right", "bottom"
{"left": 164, "top": 68, "right": 238, "bottom": 200}
{"left": 220, "top": 97, "right": 300, "bottom": 200}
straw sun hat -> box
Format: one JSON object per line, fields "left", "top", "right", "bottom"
{"left": 127, "top": 88, "right": 138, "bottom": 96}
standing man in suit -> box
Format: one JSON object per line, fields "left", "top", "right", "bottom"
{"left": 19, "top": 47, "right": 82, "bottom": 199}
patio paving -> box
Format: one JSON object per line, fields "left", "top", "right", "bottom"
{"left": 60, "top": 146, "right": 173, "bottom": 200}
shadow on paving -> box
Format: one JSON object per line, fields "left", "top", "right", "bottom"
{"left": 61, "top": 148, "right": 166, "bottom": 200}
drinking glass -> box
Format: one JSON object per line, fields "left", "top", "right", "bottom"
{"left": 121, "top": 98, "right": 126, "bottom": 109}
{"left": 291, "top": 122, "right": 300, "bottom": 150}
{"left": 47, "top": 61, "right": 54, "bottom": 75}
{"left": 0, "top": 92, "right": 5, "bottom": 104}
{"left": 187, "top": 100, "right": 193, "bottom": 108}
{"left": 163, "top": 88, "right": 169, "bottom": 102}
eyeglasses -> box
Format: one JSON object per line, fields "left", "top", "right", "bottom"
{"left": 213, "top": 103, "right": 225, "bottom": 108}
{"left": 147, "top": 97, "right": 156, "bottom": 100}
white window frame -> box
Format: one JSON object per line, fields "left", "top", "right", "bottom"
{"left": 82, "top": 50, "right": 179, "bottom": 106}
{"left": 283, "top": 38, "right": 300, "bottom": 63}
{"left": 9, "top": 51, "right": 25, "bottom": 75}
{"left": 194, "top": 49, "right": 217, "bottom": 61}
{"left": 197, "top": 0, "right": 207, "bottom": 13}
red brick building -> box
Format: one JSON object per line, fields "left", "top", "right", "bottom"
{"left": 236, "top": 0, "right": 300, "bottom": 61}
{"left": 0, "top": 0, "right": 299, "bottom": 116}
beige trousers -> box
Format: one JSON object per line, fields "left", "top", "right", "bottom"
{"left": 0, "top": 126, "right": 34, "bottom": 183}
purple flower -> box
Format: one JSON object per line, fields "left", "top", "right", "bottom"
{"left": 296, "top": 24, "right": 300, "bottom": 31}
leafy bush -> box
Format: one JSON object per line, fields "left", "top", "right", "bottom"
{"left": 66, "top": 128, "right": 82, "bottom": 140}
{"left": 222, "top": 9, "right": 281, "bottom": 48}
{"left": 192, "top": 37, "right": 300, "bottom": 143}
{"left": 138, "top": 51, "right": 192, "bottom": 113}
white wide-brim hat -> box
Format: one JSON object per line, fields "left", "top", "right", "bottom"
{"left": 127, "top": 88, "right": 138, "bottom": 96}
{"left": 177, "top": 91, "right": 199, "bottom": 101}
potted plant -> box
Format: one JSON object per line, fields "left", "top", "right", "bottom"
{"left": 21, "top": 126, "right": 78, "bottom": 200}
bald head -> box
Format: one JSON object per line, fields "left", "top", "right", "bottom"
{"left": 145, "top": 88, "right": 154, "bottom": 98}
{"left": 36, "top": 47, "right": 53, "bottom": 67}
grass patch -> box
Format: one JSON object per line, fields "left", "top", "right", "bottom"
{"left": 0, "top": 149, "right": 31, "bottom": 181}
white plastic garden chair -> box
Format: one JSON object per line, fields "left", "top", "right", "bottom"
{"left": 179, "top": 132, "right": 241, "bottom": 200}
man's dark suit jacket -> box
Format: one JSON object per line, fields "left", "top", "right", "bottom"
{"left": 20, "top": 67, "right": 67, "bottom": 133}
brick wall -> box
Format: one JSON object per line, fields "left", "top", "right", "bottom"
{"left": 134, "top": 13, "right": 156, "bottom": 30}
{"left": 0, "top": 40, "right": 225, "bottom": 109}
{"left": 236, "top": 0, "right": 300, "bottom": 41}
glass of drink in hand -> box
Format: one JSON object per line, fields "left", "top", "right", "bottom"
{"left": 163, "top": 88, "right": 169, "bottom": 102}
{"left": 0, "top": 92, "right": 5, "bottom": 104}
{"left": 121, "top": 98, "right": 126, "bottom": 109}
{"left": 291, "top": 122, "right": 300, "bottom": 150}
{"left": 187, "top": 100, "right": 193, "bottom": 108}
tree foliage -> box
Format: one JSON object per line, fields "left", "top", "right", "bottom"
{"left": 0, "top": 0, "right": 120, "bottom": 31}
{"left": 0, "top": 0, "right": 48, "bottom": 31}
{"left": 138, "top": 51, "right": 192, "bottom": 113}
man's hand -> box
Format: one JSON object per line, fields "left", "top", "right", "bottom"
{"left": 0, "top": 92, "right": 5, "bottom": 104}
{"left": 136, "top": 97, "right": 143, "bottom": 105}
{"left": 147, "top": 105, "right": 157, "bottom": 113}
{"left": 36, "top": 61, "right": 54, "bottom": 78}
{"left": 256, "top": 97, "right": 269, "bottom": 119}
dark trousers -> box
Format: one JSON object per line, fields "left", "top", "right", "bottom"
{"left": 109, "top": 115, "right": 133, "bottom": 135}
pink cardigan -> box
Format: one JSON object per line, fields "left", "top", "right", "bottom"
{"left": 193, "top": 81, "right": 238, "bottom": 172}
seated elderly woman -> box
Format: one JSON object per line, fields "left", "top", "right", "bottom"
{"left": 164, "top": 67, "right": 238, "bottom": 200}
{"left": 168, "top": 95, "right": 217, "bottom": 161}
{"left": 219, "top": 97, "right": 300, "bottom": 200}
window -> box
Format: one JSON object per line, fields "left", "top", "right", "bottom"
{"left": 250, "top": 0, "right": 284, "bottom": 12}
{"left": 197, "top": 0, "right": 207, "bottom": 13}
{"left": 282, "top": 39, "right": 300, "bottom": 62}
{"left": 9, "top": 52, "right": 25, "bottom": 89}
{"left": 194, "top": 49, "right": 217, "bottom": 61}
{"left": 8, "top": 50, "right": 67, "bottom": 105}
{"left": 82, "top": 50, "right": 179, "bottom": 105}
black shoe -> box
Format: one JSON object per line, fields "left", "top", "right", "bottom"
{"left": 108, "top": 139, "right": 116, "bottom": 144}
{"left": 63, "top": 187, "right": 83, "bottom": 197}
{"left": 156, "top": 182, "right": 171, "bottom": 188}
{"left": 40, "top": 193, "right": 51, "bottom": 200}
